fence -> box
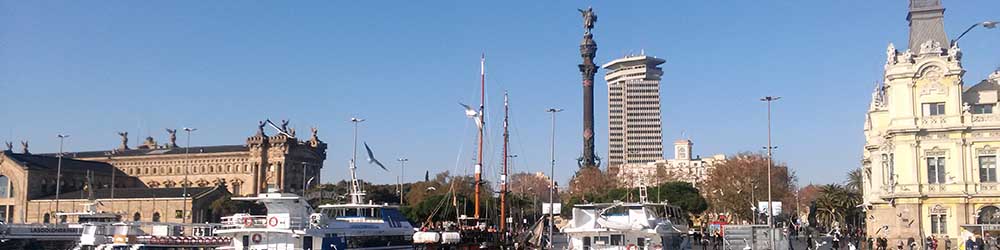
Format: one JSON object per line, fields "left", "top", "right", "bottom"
{"left": 723, "top": 225, "right": 788, "bottom": 250}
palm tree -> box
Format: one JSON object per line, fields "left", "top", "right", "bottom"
{"left": 813, "top": 184, "right": 862, "bottom": 230}
{"left": 845, "top": 168, "right": 863, "bottom": 193}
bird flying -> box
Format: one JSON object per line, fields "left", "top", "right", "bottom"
{"left": 364, "top": 142, "right": 389, "bottom": 171}
{"left": 459, "top": 102, "right": 483, "bottom": 129}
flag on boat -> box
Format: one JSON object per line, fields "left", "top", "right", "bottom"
{"left": 363, "top": 142, "right": 389, "bottom": 171}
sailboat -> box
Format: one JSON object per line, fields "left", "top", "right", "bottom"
{"left": 413, "top": 55, "right": 512, "bottom": 249}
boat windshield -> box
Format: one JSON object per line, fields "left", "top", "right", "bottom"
{"left": 322, "top": 207, "right": 383, "bottom": 220}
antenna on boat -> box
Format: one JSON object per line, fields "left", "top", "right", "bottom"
{"left": 349, "top": 117, "right": 367, "bottom": 204}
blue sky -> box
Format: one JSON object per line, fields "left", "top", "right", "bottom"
{"left": 2, "top": 1, "right": 998, "bottom": 187}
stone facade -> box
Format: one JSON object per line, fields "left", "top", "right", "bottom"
{"left": 862, "top": 0, "right": 1000, "bottom": 243}
{"left": 616, "top": 139, "right": 724, "bottom": 188}
{"left": 0, "top": 151, "right": 143, "bottom": 223}
{"left": 67, "top": 124, "right": 327, "bottom": 196}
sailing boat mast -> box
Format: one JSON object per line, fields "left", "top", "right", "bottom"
{"left": 474, "top": 54, "right": 485, "bottom": 219}
{"left": 500, "top": 91, "right": 509, "bottom": 233}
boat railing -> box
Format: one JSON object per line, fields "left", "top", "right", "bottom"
{"left": 219, "top": 215, "right": 306, "bottom": 229}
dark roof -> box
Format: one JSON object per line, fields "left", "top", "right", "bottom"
{"left": 3, "top": 151, "right": 119, "bottom": 173}
{"left": 46, "top": 145, "right": 249, "bottom": 158}
{"left": 35, "top": 187, "right": 218, "bottom": 200}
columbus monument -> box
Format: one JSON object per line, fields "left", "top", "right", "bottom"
{"left": 578, "top": 7, "right": 599, "bottom": 168}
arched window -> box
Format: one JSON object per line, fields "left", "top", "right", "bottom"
{"left": 232, "top": 182, "right": 242, "bottom": 196}
{"left": 0, "top": 175, "right": 10, "bottom": 198}
{"left": 43, "top": 213, "right": 50, "bottom": 224}
{"left": 979, "top": 206, "right": 1000, "bottom": 224}
{"left": 152, "top": 212, "right": 161, "bottom": 222}
{"left": 133, "top": 212, "right": 141, "bottom": 222}
{"left": 59, "top": 215, "right": 67, "bottom": 223}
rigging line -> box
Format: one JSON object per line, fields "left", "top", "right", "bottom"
{"left": 424, "top": 120, "right": 472, "bottom": 224}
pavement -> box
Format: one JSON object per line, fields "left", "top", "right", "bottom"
{"left": 694, "top": 236, "right": 851, "bottom": 250}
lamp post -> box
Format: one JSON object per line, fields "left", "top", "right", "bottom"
{"left": 760, "top": 96, "right": 779, "bottom": 249}
{"left": 182, "top": 127, "right": 196, "bottom": 224}
{"left": 397, "top": 158, "right": 408, "bottom": 205}
{"left": 55, "top": 134, "right": 69, "bottom": 222}
{"left": 545, "top": 107, "right": 563, "bottom": 249}
{"left": 952, "top": 21, "right": 998, "bottom": 46}
{"left": 349, "top": 117, "right": 365, "bottom": 204}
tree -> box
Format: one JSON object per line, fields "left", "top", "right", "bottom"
{"left": 812, "top": 184, "right": 861, "bottom": 229}
{"left": 568, "top": 166, "right": 617, "bottom": 198}
{"left": 209, "top": 195, "right": 266, "bottom": 222}
{"left": 653, "top": 182, "right": 709, "bottom": 215}
{"left": 845, "top": 168, "right": 863, "bottom": 193}
{"left": 702, "top": 152, "right": 797, "bottom": 223}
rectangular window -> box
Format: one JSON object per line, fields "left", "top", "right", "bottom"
{"left": 930, "top": 214, "right": 947, "bottom": 234}
{"left": 927, "top": 157, "right": 946, "bottom": 184}
{"left": 974, "top": 104, "right": 994, "bottom": 114}
{"left": 175, "top": 210, "right": 184, "bottom": 219}
{"left": 610, "top": 235, "right": 624, "bottom": 246}
{"left": 923, "top": 103, "right": 946, "bottom": 116}
{"left": 981, "top": 156, "right": 997, "bottom": 183}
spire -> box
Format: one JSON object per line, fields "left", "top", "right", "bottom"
{"left": 907, "top": 0, "right": 948, "bottom": 52}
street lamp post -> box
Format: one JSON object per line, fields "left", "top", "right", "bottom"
{"left": 55, "top": 134, "right": 69, "bottom": 222}
{"left": 349, "top": 117, "right": 365, "bottom": 204}
{"left": 761, "top": 96, "right": 780, "bottom": 249}
{"left": 182, "top": 127, "right": 196, "bottom": 224}
{"left": 545, "top": 107, "right": 563, "bottom": 249}
{"left": 397, "top": 158, "right": 408, "bottom": 205}
{"left": 952, "top": 21, "right": 997, "bottom": 46}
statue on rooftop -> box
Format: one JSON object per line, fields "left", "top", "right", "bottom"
{"left": 257, "top": 121, "right": 266, "bottom": 136}
{"left": 118, "top": 131, "right": 130, "bottom": 150}
{"left": 4, "top": 141, "right": 11, "bottom": 151}
{"left": 20, "top": 141, "right": 29, "bottom": 154}
{"left": 165, "top": 128, "right": 178, "bottom": 148}
{"left": 310, "top": 127, "right": 319, "bottom": 143}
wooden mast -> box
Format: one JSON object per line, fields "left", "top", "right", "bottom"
{"left": 501, "top": 91, "right": 509, "bottom": 232}
{"left": 474, "top": 54, "right": 485, "bottom": 219}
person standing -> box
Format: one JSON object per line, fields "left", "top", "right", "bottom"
{"left": 944, "top": 238, "right": 951, "bottom": 250}
{"left": 806, "top": 233, "right": 814, "bottom": 250}
{"left": 977, "top": 235, "right": 987, "bottom": 250}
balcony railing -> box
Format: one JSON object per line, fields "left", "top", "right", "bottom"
{"left": 970, "top": 114, "right": 1000, "bottom": 126}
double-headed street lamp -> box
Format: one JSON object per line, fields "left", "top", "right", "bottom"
{"left": 760, "top": 96, "right": 780, "bottom": 249}
{"left": 544, "top": 107, "right": 563, "bottom": 249}
{"left": 953, "top": 21, "right": 997, "bottom": 46}
{"left": 182, "top": 127, "right": 196, "bottom": 224}
{"left": 55, "top": 134, "right": 69, "bottom": 222}
{"left": 397, "top": 158, "right": 408, "bottom": 205}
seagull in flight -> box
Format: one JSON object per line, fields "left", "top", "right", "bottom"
{"left": 459, "top": 102, "right": 483, "bottom": 129}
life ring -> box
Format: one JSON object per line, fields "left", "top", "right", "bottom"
{"left": 243, "top": 217, "right": 253, "bottom": 227}
{"left": 268, "top": 217, "right": 279, "bottom": 227}
{"left": 251, "top": 233, "right": 262, "bottom": 243}
{"left": 627, "top": 244, "right": 636, "bottom": 250}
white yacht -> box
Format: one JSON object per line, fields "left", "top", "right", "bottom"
{"left": 74, "top": 222, "right": 231, "bottom": 250}
{"left": 214, "top": 192, "right": 414, "bottom": 250}
{"left": 562, "top": 201, "right": 690, "bottom": 250}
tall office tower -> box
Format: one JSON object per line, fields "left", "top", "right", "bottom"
{"left": 604, "top": 55, "right": 666, "bottom": 170}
